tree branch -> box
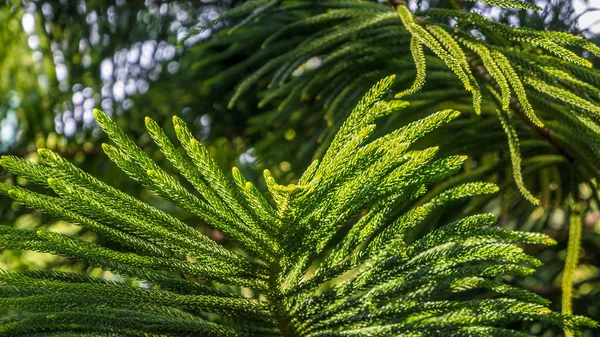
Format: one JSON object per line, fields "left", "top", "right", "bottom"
{"left": 388, "top": 0, "right": 575, "bottom": 164}
{"left": 468, "top": 61, "right": 575, "bottom": 163}
{"left": 387, "top": 0, "right": 406, "bottom": 9}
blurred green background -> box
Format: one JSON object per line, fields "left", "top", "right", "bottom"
{"left": 0, "top": 0, "right": 599, "bottom": 336}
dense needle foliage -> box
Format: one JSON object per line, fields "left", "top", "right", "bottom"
{"left": 0, "top": 76, "right": 595, "bottom": 336}
{"left": 191, "top": 0, "right": 600, "bottom": 204}
{"left": 0, "top": 0, "right": 599, "bottom": 336}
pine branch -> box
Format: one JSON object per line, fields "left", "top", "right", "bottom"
{"left": 3, "top": 0, "right": 600, "bottom": 333}
{"left": 2, "top": 77, "right": 597, "bottom": 336}
{"left": 389, "top": 2, "right": 578, "bottom": 164}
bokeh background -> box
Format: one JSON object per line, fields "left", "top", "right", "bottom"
{"left": 0, "top": 0, "right": 599, "bottom": 335}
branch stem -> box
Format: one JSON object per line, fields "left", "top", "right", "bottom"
{"left": 468, "top": 61, "right": 575, "bottom": 162}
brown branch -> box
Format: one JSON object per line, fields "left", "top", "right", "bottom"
{"left": 387, "top": 0, "right": 406, "bottom": 9}
{"left": 468, "top": 61, "right": 575, "bottom": 163}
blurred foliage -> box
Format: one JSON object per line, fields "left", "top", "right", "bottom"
{"left": 0, "top": 0, "right": 247, "bottom": 273}
{"left": 0, "top": 0, "right": 599, "bottom": 336}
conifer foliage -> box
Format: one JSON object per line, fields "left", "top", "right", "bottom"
{"left": 0, "top": 77, "right": 595, "bottom": 336}
{"left": 192, "top": 0, "right": 600, "bottom": 208}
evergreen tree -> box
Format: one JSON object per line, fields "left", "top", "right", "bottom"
{"left": 186, "top": 2, "right": 600, "bottom": 333}
{"left": 0, "top": 0, "right": 599, "bottom": 336}
{"left": 0, "top": 77, "right": 596, "bottom": 336}
{"left": 191, "top": 0, "right": 600, "bottom": 201}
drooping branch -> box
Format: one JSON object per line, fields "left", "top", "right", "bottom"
{"left": 387, "top": 1, "right": 576, "bottom": 164}
{"left": 468, "top": 61, "right": 575, "bottom": 163}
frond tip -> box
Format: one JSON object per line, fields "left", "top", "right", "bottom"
{"left": 0, "top": 77, "right": 595, "bottom": 336}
